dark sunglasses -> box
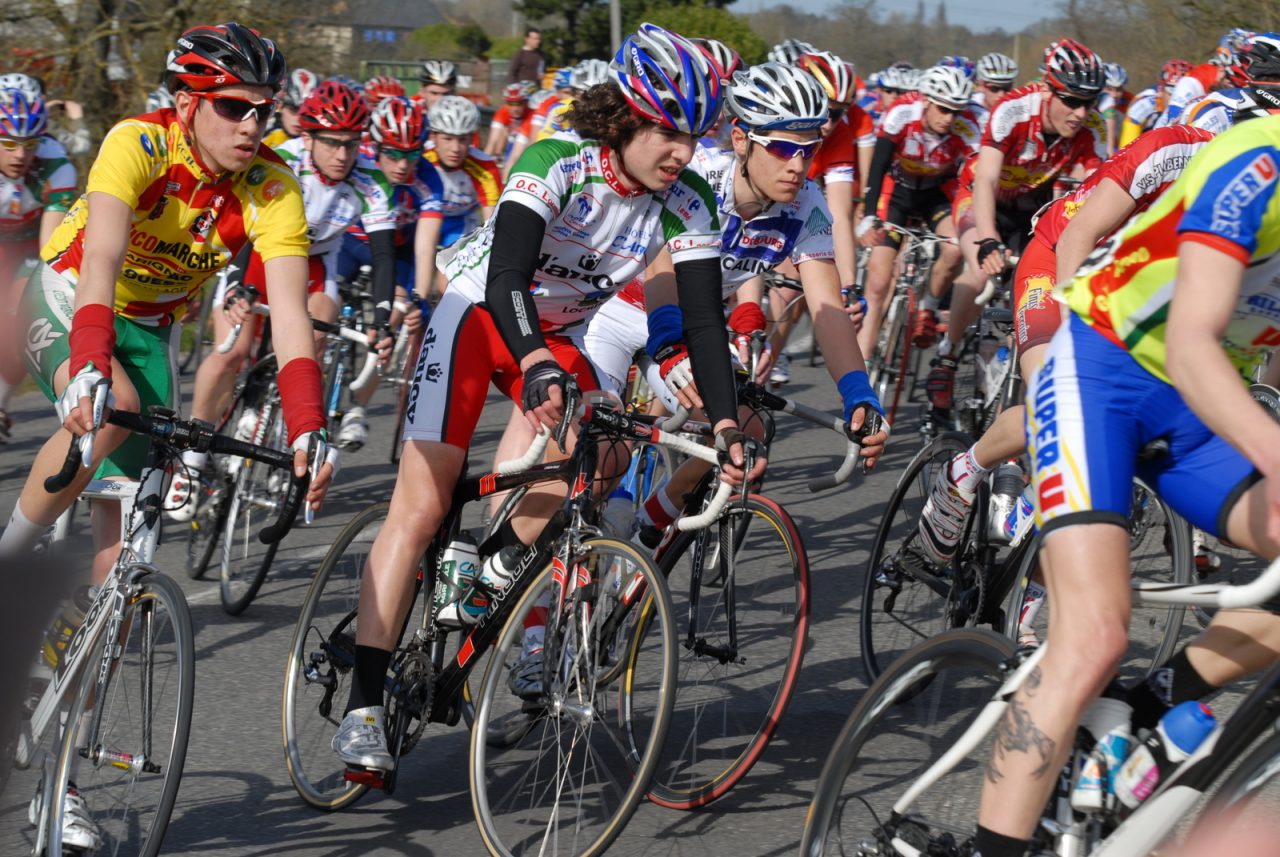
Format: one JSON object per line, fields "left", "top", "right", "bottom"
{"left": 1055, "top": 92, "right": 1097, "bottom": 110}
{"left": 983, "top": 83, "right": 1012, "bottom": 93}
{"left": 747, "top": 131, "right": 821, "bottom": 161}
{"left": 194, "top": 93, "right": 275, "bottom": 124}
{"left": 930, "top": 102, "right": 963, "bottom": 115}
{"left": 382, "top": 146, "right": 422, "bottom": 161}
{"left": 312, "top": 134, "right": 362, "bottom": 152}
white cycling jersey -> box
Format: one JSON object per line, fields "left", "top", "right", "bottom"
{"left": 1125, "top": 86, "right": 1161, "bottom": 131}
{"left": 440, "top": 137, "right": 720, "bottom": 333}
{"left": 275, "top": 138, "right": 395, "bottom": 258}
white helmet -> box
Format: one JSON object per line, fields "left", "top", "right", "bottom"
{"left": 975, "top": 52, "right": 1018, "bottom": 84}
{"left": 428, "top": 95, "right": 480, "bottom": 136}
{"left": 900, "top": 67, "right": 924, "bottom": 91}
{"left": 725, "top": 62, "right": 828, "bottom": 131}
{"left": 878, "top": 67, "right": 907, "bottom": 92}
{"left": 571, "top": 58, "right": 610, "bottom": 91}
{"left": 918, "top": 66, "right": 973, "bottom": 109}
{"left": 283, "top": 68, "right": 319, "bottom": 108}
{"left": 0, "top": 73, "right": 42, "bottom": 103}
{"left": 420, "top": 59, "right": 458, "bottom": 86}
{"left": 767, "top": 38, "right": 817, "bottom": 66}
{"left": 1104, "top": 62, "right": 1128, "bottom": 88}
{"left": 146, "top": 86, "right": 176, "bottom": 111}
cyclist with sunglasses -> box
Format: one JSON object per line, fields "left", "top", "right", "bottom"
{"left": 0, "top": 88, "right": 75, "bottom": 444}
{"left": 971, "top": 52, "right": 1019, "bottom": 126}
{"left": 583, "top": 61, "right": 888, "bottom": 542}
{"left": 332, "top": 96, "right": 446, "bottom": 449}
{"left": 331, "top": 23, "right": 759, "bottom": 773}
{"left": 856, "top": 65, "right": 980, "bottom": 358}
{"left": 925, "top": 38, "right": 1106, "bottom": 424}
{"left": 173, "top": 77, "right": 394, "bottom": 514}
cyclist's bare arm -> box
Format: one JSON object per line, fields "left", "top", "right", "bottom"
{"left": 825, "top": 178, "right": 857, "bottom": 286}
{"left": 1053, "top": 177, "right": 1135, "bottom": 284}
{"left": 413, "top": 215, "right": 444, "bottom": 302}
{"left": 971, "top": 145, "right": 1007, "bottom": 274}
{"left": 38, "top": 207, "right": 63, "bottom": 248}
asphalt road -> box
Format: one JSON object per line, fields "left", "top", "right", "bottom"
{"left": 0, "top": 341, "right": 1248, "bottom": 857}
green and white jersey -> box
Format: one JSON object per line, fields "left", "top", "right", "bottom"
{"left": 0, "top": 135, "right": 76, "bottom": 245}
{"left": 441, "top": 138, "right": 721, "bottom": 333}
{"left": 275, "top": 138, "right": 395, "bottom": 258}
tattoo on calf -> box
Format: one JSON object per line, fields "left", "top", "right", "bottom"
{"left": 986, "top": 667, "right": 1056, "bottom": 785}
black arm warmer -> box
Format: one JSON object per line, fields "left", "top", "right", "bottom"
{"left": 484, "top": 202, "right": 550, "bottom": 364}
{"left": 863, "top": 137, "right": 896, "bottom": 219}
{"left": 675, "top": 257, "right": 737, "bottom": 427}
{"left": 368, "top": 229, "right": 398, "bottom": 329}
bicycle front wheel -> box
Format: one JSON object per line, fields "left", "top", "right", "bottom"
{"left": 643, "top": 494, "right": 809, "bottom": 809}
{"left": 800, "top": 629, "right": 1014, "bottom": 857}
{"left": 470, "top": 537, "right": 677, "bottom": 857}
{"left": 861, "top": 431, "right": 979, "bottom": 682}
{"left": 49, "top": 571, "right": 194, "bottom": 857}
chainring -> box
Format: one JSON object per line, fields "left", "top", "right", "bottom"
{"left": 386, "top": 649, "right": 435, "bottom": 756}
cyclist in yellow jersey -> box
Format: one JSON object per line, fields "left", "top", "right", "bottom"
{"left": 966, "top": 114, "right": 1280, "bottom": 857}
{"left": 262, "top": 67, "right": 318, "bottom": 149}
{"left": 0, "top": 23, "right": 336, "bottom": 573}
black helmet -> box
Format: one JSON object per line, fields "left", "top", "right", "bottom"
{"left": 165, "top": 22, "right": 287, "bottom": 93}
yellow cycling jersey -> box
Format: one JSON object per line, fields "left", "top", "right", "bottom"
{"left": 261, "top": 127, "right": 294, "bottom": 149}
{"left": 42, "top": 108, "right": 308, "bottom": 325}
{"left": 1066, "top": 115, "right": 1280, "bottom": 383}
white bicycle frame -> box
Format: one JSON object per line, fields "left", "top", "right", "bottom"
{"left": 886, "top": 554, "right": 1280, "bottom": 857}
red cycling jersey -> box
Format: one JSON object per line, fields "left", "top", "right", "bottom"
{"left": 808, "top": 105, "right": 875, "bottom": 186}
{"left": 877, "top": 92, "right": 981, "bottom": 187}
{"left": 1034, "top": 124, "right": 1215, "bottom": 246}
{"left": 957, "top": 84, "right": 1107, "bottom": 208}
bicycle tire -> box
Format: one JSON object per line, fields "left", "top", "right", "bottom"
{"left": 48, "top": 571, "right": 194, "bottom": 857}
{"left": 886, "top": 287, "right": 916, "bottom": 426}
{"left": 470, "top": 536, "right": 677, "bottom": 857}
{"left": 800, "top": 629, "right": 1015, "bottom": 857}
{"left": 874, "top": 295, "right": 908, "bottom": 418}
{"left": 390, "top": 327, "right": 423, "bottom": 466}
{"left": 868, "top": 294, "right": 900, "bottom": 397}
{"left": 177, "top": 287, "right": 214, "bottom": 375}
{"left": 642, "top": 493, "right": 809, "bottom": 809}
{"left": 282, "top": 501, "right": 391, "bottom": 811}
{"left": 185, "top": 469, "right": 232, "bottom": 580}
{"left": 860, "top": 431, "right": 980, "bottom": 682}
{"left": 1004, "top": 478, "right": 1192, "bottom": 680}
{"left": 220, "top": 397, "right": 286, "bottom": 616}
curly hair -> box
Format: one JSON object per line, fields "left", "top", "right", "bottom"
{"left": 564, "top": 83, "right": 649, "bottom": 150}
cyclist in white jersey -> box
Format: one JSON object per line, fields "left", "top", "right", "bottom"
{"left": 422, "top": 96, "right": 503, "bottom": 249}
{"left": 331, "top": 24, "right": 762, "bottom": 775}
{"left": 172, "top": 79, "right": 397, "bottom": 518}
{"left": 1179, "top": 36, "right": 1280, "bottom": 134}
{"left": 584, "top": 62, "right": 888, "bottom": 537}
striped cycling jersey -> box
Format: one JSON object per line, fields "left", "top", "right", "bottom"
{"left": 423, "top": 145, "right": 503, "bottom": 247}
{"left": 344, "top": 155, "right": 445, "bottom": 246}
{"left": 0, "top": 134, "right": 76, "bottom": 244}
{"left": 275, "top": 137, "right": 395, "bottom": 257}
{"left": 1065, "top": 115, "right": 1280, "bottom": 383}
{"left": 441, "top": 137, "right": 720, "bottom": 333}
{"left": 42, "top": 109, "right": 307, "bottom": 325}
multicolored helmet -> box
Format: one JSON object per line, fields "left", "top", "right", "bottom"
{"left": 363, "top": 74, "right": 406, "bottom": 106}
{"left": 283, "top": 68, "right": 318, "bottom": 108}
{"left": 503, "top": 80, "right": 536, "bottom": 103}
{"left": 419, "top": 60, "right": 457, "bottom": 87}
{"left": 798, "top": 50, "right": 858, "bottom": 104}
{"left": 610, "top": 23, "right": 723, "bottom": 136}
{"left": 1042, "top": 38, "right": 1105, "bottom": 98}
{"left": 165, "top": 22, "right": 286, "bottom": 93}
{"left": 370, "top": 96, "right": 427, "bottom": 149}
{"left": 0, "top": 88, "right": 46, "bottom": 137}
{"left": 692, "top": 38, "right": 743, "bottom": 82}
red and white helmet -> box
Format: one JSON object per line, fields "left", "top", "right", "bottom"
{"left": 371, "top": 96, "right": 427, "bottom": 150}
{"left": 298, "top": 81, "right": 370, "bottom": 133}
{"left": 1042, "top": 38, "right": 1105, "bottom": 99}
{"left": 165, "top": 22, "right": 286, "bottom": 93}
{"left": 364, "top": 74, "right": 406, "bottom": 106}
{"left": 798, "top": 50, "right": 858, "bottom": 104}
{"left": 692, "top": 37, "right": 743, "bottom": 83}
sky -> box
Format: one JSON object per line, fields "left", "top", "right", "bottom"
{"left": 733, "top": 0, "right": 1053, "bottom": 34}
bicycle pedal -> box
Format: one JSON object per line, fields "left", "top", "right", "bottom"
{"left": 343, "top": 766, "right": 387, "bottom": 789}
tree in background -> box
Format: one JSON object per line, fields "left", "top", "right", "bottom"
{"left": 406, "top": 22, "right": 494, "bottom": 61}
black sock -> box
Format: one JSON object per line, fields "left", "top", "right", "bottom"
{"left": 1126, "top": 647, "right": 1215, "bottom": 730}
{"left": 479, "top": 518, "right": 521, "bottom": 560}
{"left": 345, "top": 645, "right": 393, "bottom": 715}
{"left": 973, "top": 825, "right": 1030, "bottom": 857}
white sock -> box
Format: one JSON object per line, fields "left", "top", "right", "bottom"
{"left": 948, "top": 447, "right": 991, "bottom": 494}
{"left": 1019, "top": 582, "right": 1048, "bottom": 628}
{"left": 0, "top": 501, "right": 48, "bottom": 557}
{"left": 920, "top": 293, "right": 940, "bottom": 312}
{"left": 937, "top": 337, "right": 954, "bottom": 358}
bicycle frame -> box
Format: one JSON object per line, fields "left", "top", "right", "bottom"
{"left": 883, "top": 556, "right": 1280, "bottom": 857}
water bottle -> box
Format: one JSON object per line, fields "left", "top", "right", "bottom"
{"left": 1003, "top": 488, "right": 1036, "bottom": 544}
{"left": 1114, "top": 701, "right": 1216, "bottom": 809}
{"left": 988, "top": 462, "right": 1024, "bottom": 541}
{"left": 454, "top": 545, "right": 523, "bottom": 626}
{"left": 1070, "top": 697, "right": 1133, "bottom": 811}
{"left": 434, "top": 532, "right": 481, "bottom": 628}
{"left": 42, "top": 585, "right": 95, "bottom": 670}
{"left": 602, "top": 486, "right": 635, "bottom": 539}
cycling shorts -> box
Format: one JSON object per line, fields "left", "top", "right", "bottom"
{"left": 584, "top": 296, "right": 680, "bottom": 412}
{"left": 952, "top": 186, "right": 1044, "bottom": 255}
{"left": 1027, "top": 313, "right": 1257, "bottom": 539}
{"left": 401, "top": 288, "right": 604, "bottom": 449}
{"left": 233, "top": 251, "right": 329, "bottom": 306}
{"left": 337, "top": 233, "right": 415, "bottom": 292}
{"left": 878, "top": 181, "right": 954, "bottom": 251}
{"left": 1012, "top": 234, "right": 1062, "bottom": 351}
{"left": 24, "top": 262, "right": 178, "bottom": 479}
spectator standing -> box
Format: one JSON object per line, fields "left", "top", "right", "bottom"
{"left": 507, "top": 28, "right": 545, "bottom": 85}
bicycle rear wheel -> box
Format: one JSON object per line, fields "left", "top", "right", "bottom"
{"left": 800, "top": 629, "right": 1015, "bottom": 857}
{"left": 861, "top": 431, "right": 980, "bottom": 681}
{"left": 220, "top": 398, "right": 286, "bottom": 615}
{"left": 642, "top": 494, "right": 809, "bottom": 809}
{"left": 48, "top": 571, "right": 194, "bottom": 857}
{"left": 470, "top": 537, "right": 677, "bottom": 856}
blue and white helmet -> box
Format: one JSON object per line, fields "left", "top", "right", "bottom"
{"left": 724, "top": 62, "right": 828, "bottom": 131}
{"left": 611, "top": 23, "right": 722, "bottom": 136}
{"left": 572, "top": 58, "right": 611, "bottom": 92}
{"left": 1104, "top": 62, "right": 1128, "bottom": 88}
{"left": 0, "top": 88, "right": 46, "bottom": 138}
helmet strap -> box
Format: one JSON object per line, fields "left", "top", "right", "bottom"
{"left": 176, "top": 95, "right": 222, "bottom": 178}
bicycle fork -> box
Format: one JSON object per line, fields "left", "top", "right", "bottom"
{"left": 685, "top": 511, "right": 743, "bottom": 666}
